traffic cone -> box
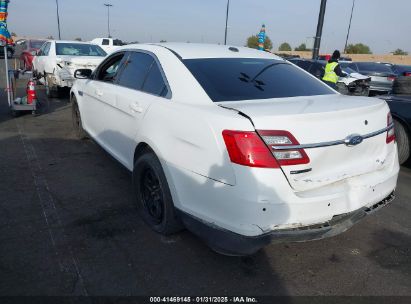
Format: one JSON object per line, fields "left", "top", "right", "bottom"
{"left": 27, "top": 79, "right": 37, "bottom": 105}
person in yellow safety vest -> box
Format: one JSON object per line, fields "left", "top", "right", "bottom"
{"left": 322, "top": 50, "right": 346, "bottom": 90}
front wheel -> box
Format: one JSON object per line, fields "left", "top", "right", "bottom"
{"left": 394, "top": 119, "right": 410, "bottom": 165}
{"left": 133, "top": 150, "right": 183, "bottom": 235}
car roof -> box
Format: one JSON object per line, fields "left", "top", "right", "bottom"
{"left": 51, "top": 40, "right": 99, "bottom": 45}
{"left": 123, "top": 43, "right": 283, "bottom": 60}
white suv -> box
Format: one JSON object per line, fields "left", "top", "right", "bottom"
{"left": 70, "top": 43, "right": 399, "bottom": 255}
{"left": 33, "top": 40, "right": 107, "bottom": 97}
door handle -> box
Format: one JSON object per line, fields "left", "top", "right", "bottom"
{"left": 130, "top": 102, "right": 144, "bottom": 113}
{"left": 95, "top": 89, "right": 103, "bottom": 96}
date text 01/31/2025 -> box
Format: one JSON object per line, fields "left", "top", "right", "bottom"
{"left": 149, "top": 296, "right": 258, "bottom": 303}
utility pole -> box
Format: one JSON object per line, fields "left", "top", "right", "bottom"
{"left": 55, "top": 0, "right": 61, "bottom": 40}
{"left": 344, "top": 0, "right": 356, "bottom": 54}
{"left": 312, "top": 0, "right": 327, "bottom": 59}
{"left": 224, "top": 0, "right": 230, "bottom": 45}
{"left": 104, "top": 3, "right": 113, "bottom": 38}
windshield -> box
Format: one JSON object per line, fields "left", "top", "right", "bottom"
{"left": 56, "top": 43, "right": 107, "bottom": 57}
{"left": 184, "top": 58, "right": 335, "bottom": 102}
{"left": 342, "top": 67, "right": 357, "bottom": 74}
{"left": 30, "top": 40, "right": 46, "bottom": 49}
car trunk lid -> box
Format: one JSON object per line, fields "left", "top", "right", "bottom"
{"left": 57, "top": 56, "right": 104, "bottom": 72}
{"left": 219, "top": 94, "right": 394, "bottom": 191}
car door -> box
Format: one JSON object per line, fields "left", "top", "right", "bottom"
{"left": 80, "top": 52, "right": 127, "bottom": 143}
{"left": 35, "top": 42, "right": 51, "bottom": 74}
{"left": 33, "top": 43, "right": 46, "bottom": 73}
{"left": 103, "top": 50, "right": 171, "bottom": 168}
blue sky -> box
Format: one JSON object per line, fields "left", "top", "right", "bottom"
{"left": 6, "top": 0, "right": 411, "bottom": 54}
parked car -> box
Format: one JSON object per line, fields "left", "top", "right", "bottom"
{"left": 341, "top": 62, "right": 397, "bottom": 95}
{"left": 71, "top": 43, "right": 399, "bottom": 255}
{"left": 14, "top": 39, "right": 47, "bottom": 70}
{"left": 0, "top": 44, "right": 14, "bottom": 58}
{"left": 318, "top": 54, "right": 352, "bottom": 62}
{"left": 289, "top": 58, "right": 370, "bottom": 96}
{"left": 379, "top": 94, "right": 411, "bottom": 164}
{"left": 90, "top": 38, "right": 125, "bottom": 54}
{"left": 390, "top": 64, "right": 411, "bottom": 77}
{"left": 32, "top": 40, "right": 107, "bottom": 97}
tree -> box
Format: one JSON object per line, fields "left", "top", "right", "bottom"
{"left": 278, "top": 42, "right": 291, "bottom": 52}
{"left": 74, "top": 37, "right": 82, "bottom": 41}
{"left": 246, "top": 35, "right": 273, "bottom": 50}
{"left": 393, "top": 48, "right": 408, "bottom": 56}
{"left": 294, "top": 43, "right": 310, "bottom": 51}
{"left": 345, "top": 43, "right": 372, "bottom": 54}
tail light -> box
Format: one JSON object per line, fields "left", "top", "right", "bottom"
{"left": 258, "top": 130, "right": 310, "bottom": 166}
{"left": 222, "top": 130, "right": 279, "bottom": 168}
{"left": 404, "top": 72, "right": 411, "bottom": 77}
{"left": 222, "top": 130, "right": 310, "bottom": 168}
{"left": 386, "top": 112, "right": 395, "bottom": 144}
{"left": 387, "top": 76, "right": 396, "bottom": 82}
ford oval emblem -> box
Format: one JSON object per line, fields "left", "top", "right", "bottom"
{"left": 344, "top": 134, "right": 364, "bottom": 147}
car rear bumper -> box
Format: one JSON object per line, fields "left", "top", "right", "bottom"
{"left": 179, "top": 191, "right": 395, "bottom": 256}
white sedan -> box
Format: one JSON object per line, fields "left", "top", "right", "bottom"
{"left": 70, "top": 43, "right": 399, "bottom": 255}
{"left": 32, "top": 40, "right": 107, "bottom": 97}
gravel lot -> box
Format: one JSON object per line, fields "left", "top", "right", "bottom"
{"left": 0, "top": 61, "right": 410, "bottom": 297}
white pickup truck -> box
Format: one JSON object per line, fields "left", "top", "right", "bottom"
{"left": 90, "top": 38, "right": 125, "bottom": 54}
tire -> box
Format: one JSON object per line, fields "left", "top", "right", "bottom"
{"left": 394, "top": 119, "right": 410, "bottom": 165}
{"left": 133, "top": 149, "right": 183, "bottom": 235}
{"left": 393, "top": 77, "right": 411, "bottom": 95}
{"left": 10, "top": 109, "right": 19, "bottom": 117}
{"left": 45, "top": 74, "right": 60, "bottom": 98}
{"left": 71, "top": 97, "right": 88, "bottom": 139}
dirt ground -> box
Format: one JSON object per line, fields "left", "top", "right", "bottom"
{"left": 277, "top": 51, "right": 411, "bottom": 65}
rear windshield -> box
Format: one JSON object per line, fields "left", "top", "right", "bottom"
{"left": 184, "top": 58, "right": 334, "bottom": 102}
{"left": 56, "top": 43, "right": 107, "bottom": 56}
{"left": 355, "top": 62, "right": 394, "bottom": 73}
{"left": 113, "top": 39, "right": 124, "bottom": 46}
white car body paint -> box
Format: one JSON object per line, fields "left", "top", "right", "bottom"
{"left": 339, "top": 70, "right": 370, "bottom": 86}
{"left": 71, "top": 43, "right": 399, "bottom": 239}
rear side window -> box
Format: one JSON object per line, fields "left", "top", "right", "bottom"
{"left": 43, "top": 42, "right": 51, "bottom": 56}
{"left": 102, "top": 39, "right": 110, "bottom": 45}
{"left": 143, "top": 62, "right": 168, "bottom": 97}
{"left": 116, "top": 52, "right": 154, "bottom": 91}
{"left": 184, "top": 58, "right": 334, "bottom": 102}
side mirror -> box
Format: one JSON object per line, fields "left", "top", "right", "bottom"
{"left": 74, "top": 69, "right": 92, "bottom": 79}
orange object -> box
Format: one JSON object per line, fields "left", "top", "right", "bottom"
{"left": 26, "top": 79, "right": 37, "bottom": 104}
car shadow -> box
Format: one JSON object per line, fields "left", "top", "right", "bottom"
{"left": 68, "top": 129, "right": 292, "bottom": 295}
{"left": 0, "top": 122, "right": 291, "bottom": 296}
